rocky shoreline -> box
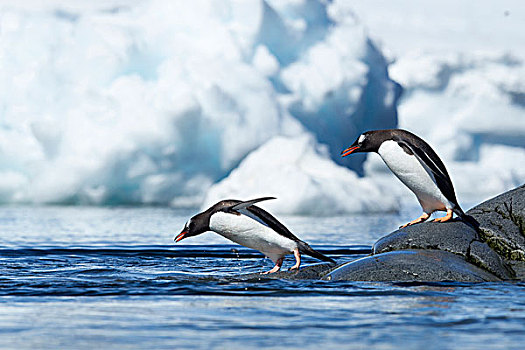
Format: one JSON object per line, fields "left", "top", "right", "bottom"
{"left": 250, "top": 184, "right": 525, "bottom": 282}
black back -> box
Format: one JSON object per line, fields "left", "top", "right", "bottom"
{"left": 245, "top": 205, "right": 301, "bottom": 242}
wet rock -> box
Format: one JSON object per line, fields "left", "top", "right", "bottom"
{"left": 373, "top": 221, "right": 476, "bottom": 256}
{"left": 508, "top": 261, "right": 525, "bottom": 280}
{"left": 468, "top": 184, "right": 525, "bottom": 263}
{"left": 322, "top": 250, "right": 500, "bottom": 282}
{"left": 372, "top": 220, "right": 514, "bottom": 279}
{"left": 468, "top": 240, "right": 514, "bottom": 279}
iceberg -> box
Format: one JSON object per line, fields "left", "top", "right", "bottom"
{"left": 3, "top": 0, "right": 521, "bottom": 214}
{"left": 0, "top": 0, "right": 400, "bottom": 213}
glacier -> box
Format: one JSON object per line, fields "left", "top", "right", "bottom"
{"left": 0, "top": 0, "right": 524, "bottom": 214}
{"left": 0, "top": 0, "right": 399, "bottom": 211}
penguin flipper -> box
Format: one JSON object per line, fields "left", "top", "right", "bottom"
{"left": 243, "top": 205, "right": 303, "bottom": 242}
{"left": 397, "top": 140, "right": 459, "bottom": 208}
{"left": 297, "top": 241, "right": 336, "bottom": 264}
{"left": 230, "top": 197, "right": 276, "bottom": 211}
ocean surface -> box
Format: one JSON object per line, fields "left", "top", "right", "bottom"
{"left": 0, "top": 206, "right": 524, "bottom": 349}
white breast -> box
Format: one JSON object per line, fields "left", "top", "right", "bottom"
{"left": 378, "top": 140, "right": 451, "bottom": 213}
{"left": 209, "top": 212, "right": 298, "bottom": 263}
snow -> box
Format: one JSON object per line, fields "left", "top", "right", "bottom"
{"left": 0, "top": 0, "right": 523, "bottom": 214}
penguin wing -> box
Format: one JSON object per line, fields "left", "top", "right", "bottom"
{"left": 230, "top": 197, "right": 276, "bottom": 211}
{"left": 228, "top": 197, "right": 278, "bottom": 228}
{"left": 227, "top": 200, "right": 336, "bottom": 263}
{"left": 397, "top": 140, "right": 459, "bottom": 207}
{"left": 222, "top": 197, "right": 298, "bottom": 240}
{"left": 243, "top": 206, "right": 335, "bottom": 263}
{"left": 240, "top": 205, "right": 302, "bottom": 243}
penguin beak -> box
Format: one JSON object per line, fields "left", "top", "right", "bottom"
{"left": 174, "top": 230, "right": 187, "bottom": 242}
{"left": 341, "top": 146, "right": 359, "bottom": 157}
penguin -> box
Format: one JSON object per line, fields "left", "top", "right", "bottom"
{"left": 341, "top": 129, "right": 474, "bottom": 228}
{"left": 174, "top": 197, "right": 335, "bottom": 274}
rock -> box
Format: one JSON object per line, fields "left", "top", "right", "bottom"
{"left": 468, "top": 240, "right": 514, "bottom": 279}
{"left": 322, "top": 250, "right": 500, "bottom": 282}
{"left": 468, "top": 184, "right": 525, "bottom": 263}
{"left": 508, "top": 261, "right": 525, "bottom": 280}
{"left": 373, "top": 221, "right": 477, "bottom": 256}
{"left": 373, "top": 220, "right": 514, "bottom": 279}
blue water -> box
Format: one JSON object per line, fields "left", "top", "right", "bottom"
{"left": 0, "top": 206, "right": 524, "bottom": 349}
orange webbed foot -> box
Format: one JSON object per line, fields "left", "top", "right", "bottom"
{"left": 261, "top": 257, "right": 283, "bottom": 274}
{"left": 432, "top": 209, "right": 454, "bottom": 223}
{"left": 399, "top": 212, "right": 430, "bottom": 229}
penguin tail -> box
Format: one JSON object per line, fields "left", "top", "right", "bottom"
{"left": 453, "top": 206, "right": 480, "bottom": 231}
{"left": 298, "top": 242, "right": 336, "bottom": 264}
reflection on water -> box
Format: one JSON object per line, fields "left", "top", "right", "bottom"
{"left": 402, "top": 284, "right": 458, "bottom": 310}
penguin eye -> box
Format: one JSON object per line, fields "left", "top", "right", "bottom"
{"left": 358, "top": 134, "right": 366, "bottom": 145}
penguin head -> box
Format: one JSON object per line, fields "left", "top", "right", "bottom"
{"left": 174, "top": 212, "right": 210, "bottom": 242}
{"left": 341, "top": 131, "right": 380, "bottom": 156}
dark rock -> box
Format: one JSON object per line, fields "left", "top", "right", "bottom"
{"left": 372, "top": 220, "right": 514, "bottom": 279}
{"left": 468, "top": 184, "right": 525, "bottom": 262}
{"left": 468, "top": 240, "right": 514, "bottom": 279}
{"left": 373, "top": 221, "right": 477, "bottom": 256}
{"left": 322, "top": 250, "right": 500, "bottom": 282}
{"left": 508, "top": 261, "right": 525, "bottom": 280}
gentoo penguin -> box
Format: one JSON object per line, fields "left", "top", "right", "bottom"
{"left": 341, "top": 129, "right": 472, "bottom": 228}
{"left": 175, "top": 197, "right": 335, "bottom": 274}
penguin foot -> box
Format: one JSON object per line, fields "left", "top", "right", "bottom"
{"left": 433, "top": 209, "right": 453, "bottom": 223}
{"left": 262, "top": 258, "right": 284, "bottom": 274}
{"left": 400, "top": 213, "right": 430, "bottom": 229}
{"left": 288, "top": 248, "right": 301, "bottom": 271}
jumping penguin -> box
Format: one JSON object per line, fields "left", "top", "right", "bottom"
{"left": 175, "top": 197, "right": 335, "bottom": 273}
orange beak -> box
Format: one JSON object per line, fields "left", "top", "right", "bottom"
{"left": 174, "top": 230, "right": 187, "bottom": 242}
{"left": 341, "top": 146, "right": 359, "bottom": 157}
